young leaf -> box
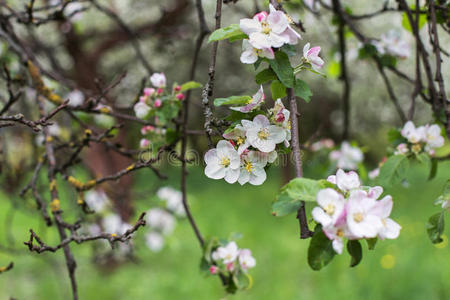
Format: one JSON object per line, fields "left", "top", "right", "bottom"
{"left": 255, "top": 68, "right": 277, "bottom": 84}
{"left": 282, "top": 178, "right": 332, "bottom": 202}
{"left": 180, "top": 81, "right": 202, "bottom": 92}
{"left": 272, "top": 191, "right": 302, "bottom": 217}
{"left": 347, "top": 240, "right": 363, "bottom": 267}
{"left": 401, "top": 11, "right": 427, "bottom": 33}
{"left": 428, "top": 158, "right": 438, "bottom": 180}
{"left": 269, "top": 51, "right": 294, "bottom": 88}
{"left": 415, "top": 152, "right": 431, "bottom": 170}
{"left": 308, "top": 225, "right": 336, "bottom": 271}
{"left": 280, "top": 44, "right": 297, "bottom": 56}
{"left": 270, "top": 80, "right": 286, "bottom": 100}
{"left": 294, "top": 79, "right": 313, "bottom": 102}
{"left": 426, "top": 211, "right": 445, "bottom": 244}
{"left": 380, "top": 55, "right": 397, "bottom": 68}
{"left": 208, "top": 24, "right": 247, "bottom": 43}
{"left": 214, "top": 95, "right": 251, "bottom": 107}
{"left": 366, "top": 238, "right": 377, "bottom": 250}
{"left": 378, "top": 155, "right": 409, "bottom": 187}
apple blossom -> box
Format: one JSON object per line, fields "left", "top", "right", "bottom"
{"left": 329, "top": 142, "right": 364, "bottom": 170}
{"left": 230, "top": 85, "right": 265, "bottom": 113}
{"left": 67, "top": 89, "right": 84, "bottom": 107}
{"left": 85, "top": 189, "right": 109, "bottom": 212}
{"left": 154, "top": 98, "right": 162, "bottom": 108}
{"left": 146, "top": 208, "right": 176, "bottom": 235}
{"left": 209, "top": 265, "right": 219, "bottom": 274}
{"left": 238, "top": 151, "right": 268, "bottom": 185}
{"left": 134, "top": 102, "right": 151, "bottom": 119}
{"left": 239, "top": 4, "right": 300, "bottom": 50}
{"left": 401, "top": 121, "right": 424, "bottom": 144}
{"left": 424, "top": 124, "right": 444, "bottom": 149}
{"left": 204, "top": 140, "right": 240, "bottom": 183}
{"left": 380, "top": 30, "right": 410, "bottom": 59}
{"left": 145, "top": 232, "right": 164, "bottom": 252}
{"left": 223, "top": 125, "right": 250, "bottom": 155}
{"left": 150, "top": 73, "right": 166, "bottom": 88}
{"left": 102, "top": 214, "right": 132, "bottom": 235}
{"left": 394, "top": 143, "right": 409, "bottom": 155}
{"left": 238, "top": 249, "right": 256, "bottom": 271}
{"left": 334, "top": 169, "right": 360, "bottom": 191}
{"left": 212, "top": 241, "right": 239, "bottom": 264}
{"left": 271, "top": 99, "right": 291, "bottom": 147}
{"left": 372, "top": 196, "right": 401, "bottom": 240}
{"left": 240, "top": 39, "right": 274, "bottom": 64}
{"left": 346, "top": 190, "right": 383, "bottom": 239}
{"left": 322, "top": 225, "right": 349, "bottom": 254}
{"left": 157, "top": 186, "right": 185, "bottom": 217}
{"left": 176, "top": 93, "right": 185, "bottom": 101}
{"left": 312, "top": 188, "right": 346, "bottom": 228}
{"left": 303, "top": 43, "right": 324, "bottom": 71}
{"left": 140, "top": 138, "right": 150, "bottom": 148}
{"left": 143, "top": 87, "right": 155, "bottom": 96}
{"left": 243, "top": 115, "right": 286, "bottom": 152}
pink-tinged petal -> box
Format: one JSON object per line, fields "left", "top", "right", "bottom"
{"left": 307, "top": 46, "right": 321, "bottom": 57}
{"left": 253, "top": 114, "right": 270, "bottom": 127}
{"left": 253, "top": 11, "right": 268, "bottom": 22}
{"left": 249, "top": 32, "right": 272, "bottom": 49}
{"left": 303, "top": 43, "right": 311, "bottom": 58}
{"left": 267, "top": 32, "right": 287, "bottom": 48}
{"left": 281, "top": 27, "right": 301, "bottom": 45}
{"left": 372, "top": 195, "right": 393, "bottom": 218}
{"left": 240, "top": 49, "right": 258, "bottom": 64}
{"left": 311, "top": 56, "right": 324, "bottom": 69}
{"left": 239, "top": 19, "right": 261, "bottom": 35}
{"left": 261, "top": 47, "right": 275, "bottom": 59}
{"left": 267, "top": 10, "right": 288, "bottom": 34}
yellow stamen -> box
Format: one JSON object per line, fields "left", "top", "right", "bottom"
{"left": 220, "top": 157, "right": 230, "bottom": 168}
{"left": 353, "top": 213, "right": 364, "bottom": 223}
{"left": 237, "top": 137, "right": 245, "bottom": 145}
{"left": 257, "top": 129, "right": 269, "bottom": 140}
{"left": 324, "top": 204, "right": 335, "bottom": 216}
{"left": 261, "top": 22, "right": 271, "bottom": 34}
{"left": 244, "top": 161, "right": 253, "bottom": 173}
{"left": 337, "top": 228, "right": 345, "bottom": 237}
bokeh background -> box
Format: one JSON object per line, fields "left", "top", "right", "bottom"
{"left": 0, "top": 0, "right": 449, "bottom": 299}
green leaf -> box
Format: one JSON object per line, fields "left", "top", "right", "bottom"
{"left": 283, "top": 178, "right": 332, "bottom": 202}
{"left": 347, "top": 240, "right": 363, "bottom": 267}
{"left": 270, "top": 80, "right": 286, "bottom": 100}
{"left": 280, "top": 44, "right": 297, "bottom": 56}
{"left": 415, "top": 152, "right": 431, "bottom": 170}
{"left": 269, "top": 51, "right": 294, "bottom": 88}
{"left": 208, "top": 24, "right": 247, "bottom": 43}
{"left": 380, "top": 55, "right": 397, "bottom": 68}
{"left": 214, "top": 95, "right": 251, "bottom": 107}
{"left": 426, "top": 211, "right": 445, "bottom": 244}
{"left": 366, "top": 238, "right": 377, "bottom": 250}
{"left": 387, "top": 128, "right": 405, "bottom": 146}
{"left": 308, "top": 225, "right": 336, "bottom": 271}
{"left": 294, "top": 79, "right": 313, "bottom": 103}
{"left": 378, "top": 155, "right": 410, "bottom": 187}
{"left": 272, "top": 191, "right": 302, "bottom": 217}
{"left": 255, "top": 68, "right": 277, "bottom": 84}
{"left": 401, "top": 11, "right": 427, "bottom": 33}
{"left": 358, "top": 43, "right": 378, "bottom": 59}
{"left": 180, "top": 81, "right": 202, "bottom": 92}
{"left": 428, "top": 158, "right": 438, "bottom": 180}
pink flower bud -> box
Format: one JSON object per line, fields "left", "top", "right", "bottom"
{"left": 147, "top": 125, "right": 155, "bottom": 132}
{"left": 176, "top": 93, "right": 185, "bottom": 101}
{"left": 174, "top": 85, "right": 181, "bottom": 92}
{"left": 229, "top": 140, "right": 236, "bottom": 147}
{"left": 275, "top": 112, "right": 285, "bottom": 123}
{"left": 143, "top": 87, "right": 155, "bottom": 96}
{"left": 209, "top": 265, "right": 218, "bottom": 275}
{"left": 157, "top": 88, "right": 164, "bottom": 95}
{"left": 254, "top": 11, "right": 268, "bottom": 22}
{"left": 226, "top": 262, "right": 235, "bottom": 272}
{"left": 139, "top": 96, "right": 147, "bottom": 103}
{"left": 154, "top": 99, "right": 162, "bottom": 108}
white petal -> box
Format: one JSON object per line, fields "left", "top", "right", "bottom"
{"left": 239, "top": 19, "right": 261, "bottom": 35}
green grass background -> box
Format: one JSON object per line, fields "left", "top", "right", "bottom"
{"left": 0, "top": 161, "right": 449, "bottom": 300}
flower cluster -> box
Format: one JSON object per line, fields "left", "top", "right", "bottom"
{"left": 145, "top": 186, "right": 186, "bottom": 252}
{"left": 372, "top": 29, "right": 410, "bottom": 59}
{"left": 210, "top": 241, "right": 256, "bottom": 275}
{"left": 239, "top": 4, "right": 301, "bottom": 64}
{"left": 309, "top": 138, "right": 335, "bottom": 152}
{"left": 329, "top": 142, "right": 364, "bottom": 170}
{"left": 312, "top": 169, "right": 401, "bottom": 254}
{"left": 204, "top": 87, "right": 290, "bottom": 185}
{"left": 396, "top": 121, "right": 444, "bottom": 155}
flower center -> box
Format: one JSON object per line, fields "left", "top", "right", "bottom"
{"left": 261, "top": 22, "right": 271, "bottom": 34}
{"left": 236, "top": 137, "right": 245, "bottom": 145}
{"left": 353, "top": 212, "right": 364, "bottom": 223}
{"left": 244, "top": 161, "right": 253, "bottom": 173}
{"left": 336, "top": 228, "right": 345, "bottom": 237}
{"left": 220, "top": 157, "right": 230, "bottom": 168}
{"left": 324, "top": 204, "right": 335, "bottom": 216}
{"left": 257, "top": 129, "right": 269, "bottom": 140}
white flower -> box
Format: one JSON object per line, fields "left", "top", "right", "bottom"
{"left": 157, "top": 187, "right": 185, "bottom": 217}
{"left": 312, "top": 188, "right": 346, "bottom": 228}
{"left": 380, "top": 30, "right": 410, "bottom": 59}
{"left": 240, "top": 39, "right": 274, "bottom": 64}
{"left": 212, "top": 241, "right": 239, "bottom": 264}
{"left": 222, "top": 125, "right": 250, "bottom": 155}
{"left": 442, "top": 200, "right": 450, "bottom": 210}
{"left": 372, "top": 195, "right": 401, "bottom": 240}
{"left": 204, "top": 140, "right": 241, "bottom": 183}
{"left": 303, "top": 43, "right": 324, "bottom": 71}
{"left": 47, "top": 123, "right": 61, "bottom": 136}
{"left": 401, "top": 121, "right": 424, "bottom": 144}
{"left": 322, "top": 225, "right": 350, "bottom": 254}
{"left": 238, "top": 151, "right": 268, "bottom": 186}
{"left": 334, "top": 169, "right": 360, "bottom": 191}
{"left": 67, "top": 89, "right": 85, "bottom": 106}
{"left": 134, "top": 102, "right": 151, "bottom": 119}
{"left": 271, "top": 99, "right": 291, "bottom": 147}
{"left": 239, "top": 4, "right": 300, "bottom": 50}
{"left": 329, "top": 142, "right": 363, "bottom": 170}
{"left": 146, "top": 208, "right": 176, "bottom": 235}
{"left": 346, "top": 190, "right": 383, "bottom": 239}
{"left": 394, "top": 143, "right": 409, "bottom": 155}
{"left": 230, "top": 85, "right": 265, "bottom": 113}
{"left": 150, "top": 73, "right": 166, "bottom": 88}
{"left": 368, "top": 168, "right": 380, "bottom": 180}
{"left": 145, "top": 232, "right": 164, "bottom": 252}
{"left": 243, "top": 115, "right": 286, "bottom": 152}
{"left": 102, "top": 214, "right": 132, "bottom": 235}
{"left": 424, "top": 124, "right": 444, "bottom": 149}
{"left": 238, "top": 249, "right": 256, "bottom": 271}
{"left": 85, "top": 189, "right": 109, "bottom": 212}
